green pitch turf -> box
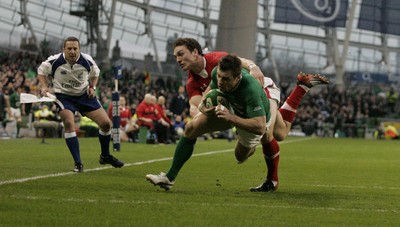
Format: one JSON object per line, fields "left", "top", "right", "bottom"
{"left": 0, "top": 137, "right": 399, "bottom": 226}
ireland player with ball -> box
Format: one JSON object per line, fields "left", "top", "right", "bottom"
{"left": 146, "top": 54, "right": 272, "bottom": 190}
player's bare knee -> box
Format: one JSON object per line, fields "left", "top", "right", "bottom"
{"left": 63, "top": 121, "right": 75, "bottom": 131}
{"left": 99, "top": 121, "right": 112, "bottom": 132}
{"left": 235, "top": 149, "right": 246, "bottom": 162}
{"left": 273, "top": 131, "right": 286, "bottom": 141}
{"left": 235, "top": 143, "right": 249, "bottom": 162}
{"left": 183, "top": 123, "right": 197, "bottom": 139}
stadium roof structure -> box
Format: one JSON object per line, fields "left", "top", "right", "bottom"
{"left": 0, "top": 0, "right": 399, "bottom": 85}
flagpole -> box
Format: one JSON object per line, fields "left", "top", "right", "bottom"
{"left": 112, "top": 65, "right": 122, "bottom": 151}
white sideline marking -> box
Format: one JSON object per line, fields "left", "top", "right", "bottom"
{"left": 0, "top": 137, "right": 313, "bottom": 186}
{"left": 5, "top": 195, "right": 399, "bottom": 214}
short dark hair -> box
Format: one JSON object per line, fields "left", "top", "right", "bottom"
{"left": 63, "top": 36, "right": 80, "bottom": 48}
{"left": 173, "top": 38, "right": 203, "bottom": 55}
{"left": 218, "top": 54, "right": 242, "bottom": 78}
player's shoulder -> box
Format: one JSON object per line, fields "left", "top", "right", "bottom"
{"left": 204, "top": 52, "right": 228, "bottom": 62}
{"left": 239, "top": 70, "right": 262, "bottom": 90}
{"left": 80, "top": 53, "right": 96, "bottom": 63}
{"left": 44, "top": 53, "right": 62, "bottom": 62}
{"left": 241, "top": 69, "right": 258, "bottom": 83}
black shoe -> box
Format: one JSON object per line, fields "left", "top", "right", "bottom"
{"left": 99, "top": 155, "right": 124, "bottom": 168}
{"left": 250, "top": 180, "right": 277, "bottom": 192}
{"left": 73, "top": 162, "right": 84, "bottom": 173}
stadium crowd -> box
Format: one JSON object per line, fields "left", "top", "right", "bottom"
{"left": 1, "top": 50, "right": 399, "bottom": 141}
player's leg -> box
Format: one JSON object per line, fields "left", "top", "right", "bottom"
{"left": 275, "top": 72, "right": 329, "bottom": 141}
{"left": 273, "top": 109, "right": 290, "bottom": 141}
{"left": 262, "top": 77, "right": 287, "bottom": 141}
{"left": 59, "top": 109, "right": 82, "bottom": 172}
{"left": 254, "top": 100, "right": 281, "bottom": 191}
{"left": 86, "top": 107, "right": 124, "bottom": 168}
{"left": 234, "top": 126, "right": 265, "bottom": 163}
{"left": 167, "top": 113, "right": 231, "bottom": 179}
{"left": 146, "top": 113, "right": 231, "bottom": 190}
{"left": 250, "top": 131, "right": 280, "bottom": 192}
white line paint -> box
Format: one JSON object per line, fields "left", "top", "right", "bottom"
{"left": 4, "top": 194, "right": 399, "bottom": 214}
{"left": 0, "top": 137, "right": 312, "bottom": 186}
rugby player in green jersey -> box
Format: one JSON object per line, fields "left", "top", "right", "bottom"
{"left": 146, "top": 54, "right": 274, "bottom": 191}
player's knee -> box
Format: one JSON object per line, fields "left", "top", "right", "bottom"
{"left": 98, "top": 121, "right": 112, "bottom": 132}
{"left": 183, "top": 123, "right": 196, "bottom": 139}
{"left": 273, "top": 130, "right": 286, "bottom": 141}
{"left": 235, "top": 149, "right": 247, "bottom": 162}
{"left": 63, "top": 121, "right": 75, "bottom": 131}
{"left": 235, "top": 143, "right": 254, "bottom": 162}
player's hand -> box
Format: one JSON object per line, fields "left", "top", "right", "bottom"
{"left": 249, "top": 66, "right": 265, "bottom": 87}
{"left": 198, "top": 101, "right": 216, "bottom": 116}
{"left": 215, "top": 104, "right": 232, "bottom": 121}
{"left": 87, "top": 87, "right": 96, "bottom": 99}
{"left": 40, "top": 87, "right": 50, "bottom": 97}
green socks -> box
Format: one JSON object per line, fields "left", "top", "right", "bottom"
{"left": 166, "top": 136, "right": 197, "bottom": 181}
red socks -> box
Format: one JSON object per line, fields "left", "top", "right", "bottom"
{"left": 279, "top": 85, "right": 307, "bottom": 123}
{"left": 262, "top": 139, "right": 280, "bottom": 182}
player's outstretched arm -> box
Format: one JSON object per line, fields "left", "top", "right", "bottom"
{"left": 239, "top": 57, "right": 264, "bottom": 87}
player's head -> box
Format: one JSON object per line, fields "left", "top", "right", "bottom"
{"left": 63, "top": 36, "right": 81, "bottom": 64}
{"left": 173, "top": 38, "right": 203, "bottom": 55}
{"left": 173, "top": 38, "right": 203, "bottom": 71}
{"left": 217, "top": 54, "right": 242, "bottom": 93}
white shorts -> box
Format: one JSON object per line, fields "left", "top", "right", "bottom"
{"left": 10, "top": 107, "right": 21, "bottom": 118}
{"left": 264, "top": 77, "right": 281, "bottom": 104}
{"left": 236, "top": 117, "right": 272, "bottom": 148}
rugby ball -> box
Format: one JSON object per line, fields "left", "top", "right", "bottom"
{"left": 205, "top": 89, "right": 229, "bottom": 108}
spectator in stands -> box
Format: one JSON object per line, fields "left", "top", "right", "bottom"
{"left": 125, "top": 114, "right": 140, "bottom": 142}
{"left": 155, "top": 95, "right": 175, "bottom": 144}
{"left": 173, "top": 114, "right": 185, "bottom": 138}
{"left": 383, "top": 124, "right": 399, "bottom": 139}
{"left": 149, "top": 94, "right": 169, "bottom": 144}
{"left": 136, "top": 93, "right": 159, "bottom": 143}
{"left": 136, "top": 93, "right": 156, "bottom": 129}
{"left": 136, "top": 93, "right": 171, "bottom": 144}
{"left": 32, "top": 104, "right": 60, "bottom": 138}
{"left": 79, "top": 115, "right": 99, "bottom": 137}
{"left": 169, "top": 85, "right": 188, "bottom": 117}
{"left": 386, "top": 87, "right": 398, "bottom": 114}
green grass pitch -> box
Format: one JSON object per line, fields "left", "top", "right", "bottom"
{"left": 0, "top": 137, "right": 399, "bottom": 226}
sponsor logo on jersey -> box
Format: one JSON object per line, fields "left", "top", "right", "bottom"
{"left": 253, "top": 106, "right": 262, "bottom": 111}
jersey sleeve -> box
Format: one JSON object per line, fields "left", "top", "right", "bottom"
{"left": 243, "top": 72, "right": 268, "bottom": 118}
{"left": 82, "top": 53, "right": 100, "bottom": 78}
{"left": 209, "top": 67, "right": 218, "bottom": 89}
{"left": 37, "top": 53, "right": 61, "bottom": 76}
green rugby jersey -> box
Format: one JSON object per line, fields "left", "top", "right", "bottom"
{"left": 210, "top": 68, "right": 271, "bottom": 122}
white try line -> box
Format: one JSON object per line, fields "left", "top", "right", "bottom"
{"left": 5, "top": 194, "right": 399, "bottom": 214}
{"left": 0, "top": 137, "right": 313, "bottom": 186}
